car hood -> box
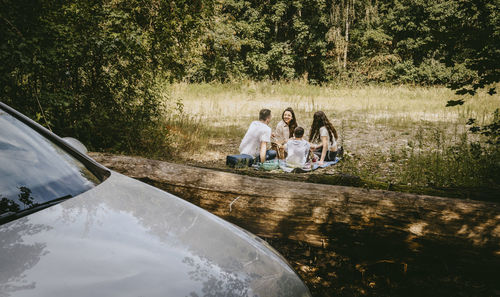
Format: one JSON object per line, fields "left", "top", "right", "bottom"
{"left": 0, "top": 172, "right": 310, "bottom": 297}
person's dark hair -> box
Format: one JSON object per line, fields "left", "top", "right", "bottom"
{"left": 282, "top": 107, "right": 297, "bottom": 138}
{"left": 294, "top": 126, "right": 304, "bottom": 138}
{"left": 309, "top": 111, "right": 338, "bottom": 144}
{"left": 259, "top": 109, "right": 271, "bottom": 121}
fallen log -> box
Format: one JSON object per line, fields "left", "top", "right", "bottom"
{"left": 89, "top": 153, "right": 500, "bottom": 256}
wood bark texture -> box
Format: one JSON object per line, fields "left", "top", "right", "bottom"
{"left": 89, "top": 153, "right": 500, "bottom": 256}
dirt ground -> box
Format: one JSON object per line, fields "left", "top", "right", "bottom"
{"left": 177, "top": 113, "right": 453, "bottom": 172}
{"left": 264, "top": 237, "right": 500, "bottom": 297}
{"left": 178, "top": 123, "right": 402, "bottom": 176}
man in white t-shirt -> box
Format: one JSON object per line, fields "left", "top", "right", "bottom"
{"left": 239, "top": 109, "right": 277, "bottom": 163}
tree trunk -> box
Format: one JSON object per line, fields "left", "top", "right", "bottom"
{"left": 343, "top": 0, "right": 349, "bottom": 68}
{"left": 89, "top": 153, "right": 500, "bottom": 257}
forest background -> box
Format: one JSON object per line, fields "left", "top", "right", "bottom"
{"left": 1, "top": 0, "right": 499, "bottom": 198}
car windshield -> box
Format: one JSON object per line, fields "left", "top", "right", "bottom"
{"left": 0, "top": 109, "right": 101, "bottom": 220}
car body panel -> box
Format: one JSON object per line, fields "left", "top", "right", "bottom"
{"left": 0, "top": 171, "right": 310, "bottom": 297}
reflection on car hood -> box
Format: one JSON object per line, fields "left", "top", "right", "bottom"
{"left": 0, "top": 172, "right": 310, "bottom": 297}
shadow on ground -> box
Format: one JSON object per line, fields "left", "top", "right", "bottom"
{"left": 264, "top": 235, "right": 499, "bottom": 297}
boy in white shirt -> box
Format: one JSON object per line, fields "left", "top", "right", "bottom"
{"left": 239, "top": 109, "right": 277, "bottom": 163}
{"left": 284, "top": 127, "right": 310, "bottom": 168}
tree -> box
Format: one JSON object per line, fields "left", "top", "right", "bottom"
{"left": 431, "top": 0, "right": 499, "bottom": 144}
{"left": 0, "top": 0, "right": 209, "bottom": 154}
{"left": 434, "top": 0, "right": 500, "bottom": 96}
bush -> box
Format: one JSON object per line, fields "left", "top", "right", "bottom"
{"left": 396, "top": 126, "right": 500, "bottom": 188}
{"left": 386, "top": 59, "right": 477, "bottom": 86}
{"left": 0, "top": 0, "right": 198, "bottom": 158}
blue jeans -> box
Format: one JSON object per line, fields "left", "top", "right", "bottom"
{"left": 255, "top": 149, "right": 277, "bottom": 163}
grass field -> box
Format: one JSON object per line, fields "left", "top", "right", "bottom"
{"left": 159, "top": 81, "right": 500, "bottom": 197}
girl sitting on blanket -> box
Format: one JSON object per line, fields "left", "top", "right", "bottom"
{"left": 309, "top": 111, "right": 339, "bottom": 165}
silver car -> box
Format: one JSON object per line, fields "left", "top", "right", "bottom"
{"left": 0, "top": 102, "right": 311, "bottom": 297}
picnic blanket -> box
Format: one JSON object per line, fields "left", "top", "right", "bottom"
{"left": 254, "top": 157, "right": 341, "bottom": 173}
{"left": 280, "top": 157, "right": 341, "bottom": 173}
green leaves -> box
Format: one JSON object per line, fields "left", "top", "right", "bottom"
{"left": 1, "top": 0, "right": 498, "bottom": 157}
{"left": 0, "top": 0, "right": 197, "bottom": 153}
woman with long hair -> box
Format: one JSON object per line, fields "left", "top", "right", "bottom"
{"left": 274, "top": 107, "right": 298, "bottom": 144}
{"left": 272, "top": 107, "right": 298, "bottom": 159}
{"left": 309, "top": 111, "right": 338, "bottom": 165}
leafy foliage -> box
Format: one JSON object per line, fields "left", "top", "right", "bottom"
{"left": 468, "top": 109, "right": 500, "bottom": 145}
{"left": 1, "top": 0, "right": 498, "bottom": 153}
{"left": 0, "top": 0, "right": 207, "bottom": 155}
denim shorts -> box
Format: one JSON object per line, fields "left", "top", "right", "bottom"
{"left": 255, "top": 149, "right": 277, "bottom": 163}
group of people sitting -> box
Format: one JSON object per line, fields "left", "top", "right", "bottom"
{"left": 238, "top": 108, "right": 341, "bottom": 169}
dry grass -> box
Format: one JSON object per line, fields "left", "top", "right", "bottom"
{"left": 169, "top": 81, "right": 497, "bottom": 124}
{"left": 159, "top": 81, "right": 500, "bottom": 190}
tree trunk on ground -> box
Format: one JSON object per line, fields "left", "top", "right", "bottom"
{"left": 89, "top": 153, "right": 500, "bottom": 258}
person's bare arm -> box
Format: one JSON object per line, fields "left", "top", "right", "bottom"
{"left": 260, "top": 141, "right": 267, "bottom": 162}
